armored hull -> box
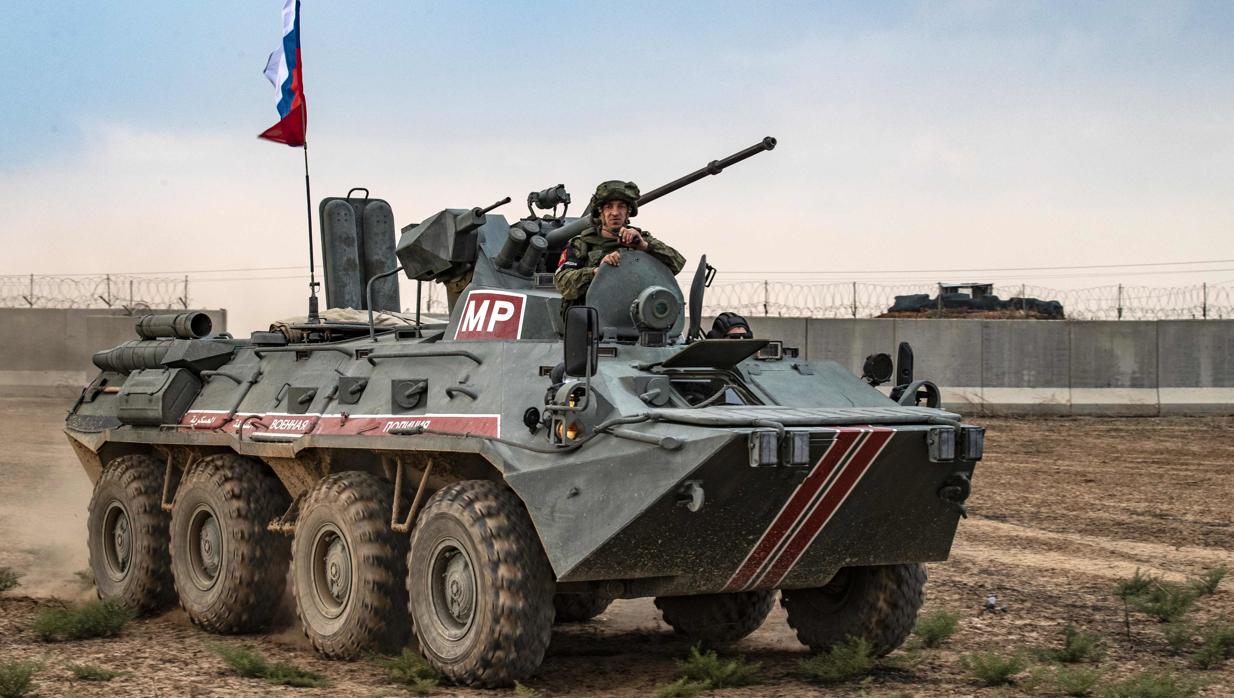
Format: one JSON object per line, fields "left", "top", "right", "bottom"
{"left": 65, "top": 139, "right": 981, "bottom": 687}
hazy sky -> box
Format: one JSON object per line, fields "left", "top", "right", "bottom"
{"left": 2, "top": 1, "right": 1232, "bottom": 332}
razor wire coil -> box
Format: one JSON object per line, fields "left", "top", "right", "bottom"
{"left": 4, "top": 274, "right": 1231, "bottom": 321}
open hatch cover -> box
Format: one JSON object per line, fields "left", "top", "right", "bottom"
{"left": 660, "top": 338, "right": 769, "bottom": 369}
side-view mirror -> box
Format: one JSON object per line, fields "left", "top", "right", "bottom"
{"left": 896, "top": 341, "right": 914, "bottom": 385}
{"left": 564, "top": 306, "right": 599, "bottom": 377}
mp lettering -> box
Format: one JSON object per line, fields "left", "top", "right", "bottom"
{"left": 454, "top": 291, "right": 526, "bottom": 340}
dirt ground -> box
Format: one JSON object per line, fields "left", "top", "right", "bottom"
{"left": 1, "top": 396, "right": 1232, "bottom": 696}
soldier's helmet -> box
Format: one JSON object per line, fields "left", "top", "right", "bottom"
{"left": 589, "top": 180, "right": 640, "bottom": 218}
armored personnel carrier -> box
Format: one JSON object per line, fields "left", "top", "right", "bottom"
{"left": 65, "top": 138, "right": 982, "bottom": 687}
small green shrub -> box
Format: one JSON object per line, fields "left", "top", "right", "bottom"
{"left": 1189, "top": 624, "right": 1234, "bottom": 669}
{"left": 1048, "top": 625, "right": 1105, "bottom": 663}
{"left": 913, "top": 609, "right": 960, "bottom": 648}
{"left": 210, "top": 644, "right": 328, "bottom": 688}
{"left": 797, "top": 636, "right": 877, "bottom": 683}
{"left": 676, "top": 645, "right": 760, "bottom": 689}
{"left": 0, "top": 661, "right": 40, "bottom": 698}
{"left": 881, "top": 647, "right": 924, "bottom": 672}
{"left": 513, "top": 681, "right": 543, "bottom": 697}
{"left": 656, "top": 677, "right": 708, "bottom": 698}
{"left": 1189, "top": 566, "right": 1226, "bottom": 596}
{"left": 1056, "top": 666, "right": 1101, "bottom": 697}
{"left": 380, "top": 648, "right": 439, "bottom": 694}
{"left": 1128, "top": 582, "right": 1196, "bottom": 623}
{"left": 0, "top": 567, "right": 20, "bottom": 593}
{"left": 1163, "top": 623, "right": 1193, "bottom": 655}
{"left": 211, "top": 644, "right": 267, "bottom": 678}
{"left": 32, "top": 600, "right": 133, "bottom": 642}
{"left": 66, "top": 663, "right": 124, "bottom": 682}
{"left": 1115, "top": 569, "right": 1158, "bottom": 599}
{"left": 961, "top": 651, "right": 1025, "bottom": 686}
{"left": 1101, "top": 670, "right": 1201, "bottom": 698}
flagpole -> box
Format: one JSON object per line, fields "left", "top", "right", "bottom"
{"left": 302, "top": 114, "right": 320, "bottom": 323}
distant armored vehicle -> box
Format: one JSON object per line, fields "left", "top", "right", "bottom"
{"left": 66, "top": 138, "right": 982, "bottom": 687}
{"left": 887, "top": 282, "right": 1065, "bottom": 319}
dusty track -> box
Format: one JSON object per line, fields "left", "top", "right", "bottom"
{"left": 1, "top": 398, "right": 1232, "bottom": 696}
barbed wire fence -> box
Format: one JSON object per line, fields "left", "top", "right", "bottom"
{"left": 697, "top": 281, "right": 1233, "bottom": 320}
{"left": 4, "top": 274, "right": 1231, "bottom": 321}
{"left": 0, "top": 275, "right": 190, "bottom": 311}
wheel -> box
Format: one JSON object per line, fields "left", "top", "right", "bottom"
{"left": 553, "top": 592, "right": 612, "bottom": 623}
{"left": 169, "top": 453, "right": 290, "bottom": 633}
{"left": 407, "top": 480, "right": 554, "bottom": 687}
{"left": 654, "top": 590, "right": 775, "bottom": 643}
{"left": 292, "top": 471, "right": 409, "bottom": 657}
{"left": 781, "top": 563, "right": 926, "bottom": 656}
{"left": 86, "top": 454, "right": 174, "bottom": 614}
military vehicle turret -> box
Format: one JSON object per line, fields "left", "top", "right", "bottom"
{"left": 66, "top": 138, "right": 982, "bottom": 687}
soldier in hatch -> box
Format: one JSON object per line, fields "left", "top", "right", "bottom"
{"left": 554, "top": 180, "right": 685, "bottom": 313}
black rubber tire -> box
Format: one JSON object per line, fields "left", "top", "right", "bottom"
{"left": 407, "top": 480, "right": 555, "bottom": 688}
{"left": 169, "top": 453, "right": 290, "bottom": 633}
{"left": 86, "top": 454, "right": 175, "bottom": 614}
{"left": 553, "top": 592, "right": 612, "bottom": 623}
{"left": 292, "top": 471, "right": 409, "bottom": 658}
{"left": 781, "top": 563, "right": 927, "bottom": 656}
{"left": 654, "top": 590, "right": 776, "bottom": 644}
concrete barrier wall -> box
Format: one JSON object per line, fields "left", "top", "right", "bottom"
{"left": 733, "top": 317, "right": 1234, "bottom": 416}
{"left": 0, "top": 309, "right": 226, "bottom": 398}
{"left": 6, "top": 310, "right": 1230, "bottom": 413}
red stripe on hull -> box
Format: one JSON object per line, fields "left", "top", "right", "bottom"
{"left": 178, "top": 411, "right": 499, "bottom": 438}
{"left": 722, "top": 429, "right": 865, "bottom": 592}
{"left": 758, "top": 429, "right": 894, "bottom": 589}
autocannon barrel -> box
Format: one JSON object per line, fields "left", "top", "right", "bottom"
{"left": 135, "top": 312, "right": 213, "bottom": 339}
{"left": 544, "top": 136, "right": 777, "bottom": 246}
{"left": 637, "top": 136, "right": 776, "bottom": 207}
{"left": 92, "top": 340, "right": 177, "bottom": 373}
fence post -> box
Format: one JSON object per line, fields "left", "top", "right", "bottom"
{"left": 851, "top": 282, "right": 857, "bottom": 318}
{"left": 763, "top": 280, "right": 769, "bottom": 316}
{"left": 129, "top": 279, "right": 134, "bottom": 308}
{"left": 27, "top": 274, "right": 34, "bottom": 307}
{"left": 181, "top": 275, "right": 189, "bottom": 309}
{"left": 1203, "top": 282, "right": 1208, "bottom": 319}
{"left": 105, "top": 274, "right": 112, "bottom": 307}
{"left": 1117, "top": 284, "right": 1123, "bottom": 320}
{"left": 1020, "top": 284, "right": 1026, "bottom": 314}
{"left": 936, "top": 283, "right": 943, "bottom": 317}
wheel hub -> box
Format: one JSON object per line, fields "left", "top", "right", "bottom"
{"left": 429, "top": 540, "right": 477, "bottom": 640}
{"left": 102, "top": 502, "right": 132, "bottom": 580}
{"left": 310, "top": 524, "right": 352, "bottom": 618}
{"left": 323, "top": 535, "right": 351, "bottom": 603}
{"left": 199, "top": 516, "right": 221, "bottom": 578}
{"left": 187, "top": 505, "right": 222, "bottom": 590}
{"left": 443, "top": 552, "right": 475, "bottom": 624}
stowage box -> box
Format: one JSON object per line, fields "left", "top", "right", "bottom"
{"left": 116, "top": 368, "right": 202, "bottom": 426}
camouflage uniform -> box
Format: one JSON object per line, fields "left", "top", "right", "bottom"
{"left": 553, "top": 180, "right": 686, "bottom": 309}
{"left": 554, "top": 227, "right": 685, "bottom": 303}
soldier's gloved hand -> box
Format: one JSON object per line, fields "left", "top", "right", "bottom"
{"left": 600, "top": 250, "right": 622, "bottom": 267}
{"left": 619, "top": 227, "right": 649, "bottom": 251}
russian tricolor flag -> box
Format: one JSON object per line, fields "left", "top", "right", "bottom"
{"left": 259, "top": 0, "right": 306, "bottom": 147}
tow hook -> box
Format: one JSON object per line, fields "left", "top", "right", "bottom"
{"left": 677, "top": 481, "right": 705, "bottom": 513}
{"left": 937, "top": 472, "right": 972, "bottom": 518}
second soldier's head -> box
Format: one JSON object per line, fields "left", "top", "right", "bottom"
{"left": 589, "top": 180, "right": 639, "bottom": 235}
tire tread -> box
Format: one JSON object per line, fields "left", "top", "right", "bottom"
{"left": 293, "top": 471, "right": 408, "bottom": 657}
{"left": 407, "top": 480, "right": 554, "bottom": 687}
{"left": 781, "top": 563, "right": 926, "bottom": 656}
{"left": 87, "top": 454, "right": 174, "bottom": 614}
{"left": 170, "top": 453, "right": 289, "bottom": 633}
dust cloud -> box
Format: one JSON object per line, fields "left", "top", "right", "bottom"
{"left": 0, "top": 397, "right": 95, "bottom": 601}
